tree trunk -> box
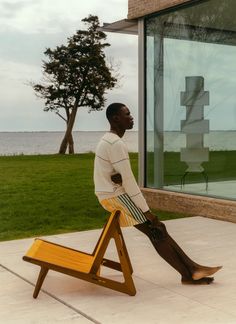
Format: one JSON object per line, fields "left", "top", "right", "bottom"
{"left": 59, "top": 104, "right": 78, "bottom": 154}
{"left": 68, "top": 133, "right": 74, "bottom": 154}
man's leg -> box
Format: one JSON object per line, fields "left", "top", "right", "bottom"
{"left": 134, "top": 221, "right": 221, "bottom": 284}
{"left": 99, "top": 195, "right": 221, "bottom": 284}
{"left": 163, "top": 231, "right": 222, "bottom": 281}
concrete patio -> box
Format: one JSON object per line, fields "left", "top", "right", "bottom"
{"left": 0, "top": 216, "right": 235, "bottom": 323}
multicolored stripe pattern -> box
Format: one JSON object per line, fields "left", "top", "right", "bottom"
{"left": 101, "top": 193, "right": 147, "bottom": 227}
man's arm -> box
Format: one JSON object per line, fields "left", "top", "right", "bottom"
{"left": 110, "top": 142, "right": 149, "bottom": 213}
{"left": 111, "top": 173, "right": 162, "bottom": 222}
{"left": 109, "top": 140, "right": 149, "bottom": 212}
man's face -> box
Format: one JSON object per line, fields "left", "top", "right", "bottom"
{"left": 116, "top": 106, "right": 134, "bottom": 130}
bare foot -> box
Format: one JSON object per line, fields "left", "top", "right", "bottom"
{"left": 192, "top": 266, "right": 222, "bottom": 280}
{"left": 182, "top": 277, "right": 214, "bottom": 285}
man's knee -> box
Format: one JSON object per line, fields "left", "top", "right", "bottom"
{"left": 150, "top": 227, "right": 167, "bottom": 242}
{"left": 149, "top": 221, "right": 168, "bottom": 242}
{"left": 135, "top": 221, "right": 168, "bottom": 242}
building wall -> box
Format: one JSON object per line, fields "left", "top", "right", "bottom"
{"left": 128, "top": 0, "right": 236, "bottom": 223}
{"left": 142, "top": 188, "right": 236, "bottom": 223}
{"left": 128, "top": 0, "right": 192, "bottom": 19}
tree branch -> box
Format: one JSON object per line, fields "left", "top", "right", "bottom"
{"left": 55, "top": 111, "right": 67, "bottom": 122}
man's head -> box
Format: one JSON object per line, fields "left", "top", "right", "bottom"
{"left": 106, "top": 103, "right": 134, "bottom": 134}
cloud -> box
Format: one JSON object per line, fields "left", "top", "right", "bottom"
{"left": 0, "top": 30, "right": 69, "bottom": 67}
{"left": 0, "top": 0, "right": 36, "bottom": 18}
{"left": 0, "top": 0, "right": 137, "bottom": 131}
{"left": 0, "top": 0, "right": 128, "bottom": 33}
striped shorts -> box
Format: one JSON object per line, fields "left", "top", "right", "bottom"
{"left": 100, "top": 193, "right": 147, "bottom": 227}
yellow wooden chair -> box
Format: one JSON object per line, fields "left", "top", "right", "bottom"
{"left": 23, "top": 210, "right": 136, "bottom": 298}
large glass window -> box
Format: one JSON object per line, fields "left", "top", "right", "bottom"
{"left": 145, "top": 0, "right": 236, "bottom": 200}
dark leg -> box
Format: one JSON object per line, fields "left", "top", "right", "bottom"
{"left": 135, "top": 222, "right": 192, "bottom": 280}
{"left": 135, "top": 221, "right": 221, "bottom": 284}
{"left": 161, "top": 229, "right": 222, "bottom": 280}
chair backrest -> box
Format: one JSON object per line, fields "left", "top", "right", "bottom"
{"left": 93, "top": 210, "right": 120, "bottom": 259}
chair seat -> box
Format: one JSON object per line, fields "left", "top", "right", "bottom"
{"left": 23, "top": 211, "right": 136, "bottom": 298}
{"left": 25, "top": 239, "right": 93, "bottom": 273}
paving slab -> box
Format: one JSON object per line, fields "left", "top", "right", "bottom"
{"left": 1, "top": 216, "right": 236, "bottom": 324}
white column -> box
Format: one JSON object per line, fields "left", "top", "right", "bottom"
{"left": 180, "top": 76, "right": 209, "bottom": 173}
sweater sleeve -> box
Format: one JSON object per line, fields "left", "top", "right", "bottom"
{"left": 109, "top": 140, "right": 149, "bottom": 213}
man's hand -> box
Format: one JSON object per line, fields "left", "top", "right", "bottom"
{"left": 111, "top": 173, "right": 122, "bottom": 184}
{"left": 143, "top": 210, "right": 156, "bottom": 222}
{"left": 144, "top": 210, "right": 168, "bottom": 241}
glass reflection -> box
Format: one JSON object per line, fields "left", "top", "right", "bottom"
{"left": 145, "top": 0, "right": 236, "bottom": 200}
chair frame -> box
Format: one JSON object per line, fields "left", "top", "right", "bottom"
{"left": 23, "top": 210, "right": 136, "bottom": 298}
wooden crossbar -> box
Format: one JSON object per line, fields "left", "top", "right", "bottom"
{"left": 23, "top": 210, "right": 136, "bottom": 298}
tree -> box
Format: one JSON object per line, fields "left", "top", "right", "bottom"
{"left": 32, "top": 15, "right": 117, "bottom": 154}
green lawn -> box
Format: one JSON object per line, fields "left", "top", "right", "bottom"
{"left": 0, "top": 153, "right": 188, "bottom": 242}
{"left": 146, "top": 150, "right": 236, "bottom": 186}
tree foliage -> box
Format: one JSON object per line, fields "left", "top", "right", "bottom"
{"left": 33, "top": 15, "right": 117, "bottom": 154}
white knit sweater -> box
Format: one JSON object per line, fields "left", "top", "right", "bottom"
{"left": 94, "top": 132, "right": 149, "bottom": 213}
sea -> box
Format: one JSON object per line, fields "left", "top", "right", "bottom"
{"left": 0, "top": 130, "right": 236, "bottom": 156}
{"left": 0, "top": 131, "right": 138, "bottom": 156}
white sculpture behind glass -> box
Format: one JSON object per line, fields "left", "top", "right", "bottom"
{"left": 180, "top": 76, "right": 209, "bottom": 188}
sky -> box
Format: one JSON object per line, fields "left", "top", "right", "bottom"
{"left": 0, "top": 0, "right": 138, "bottom": 131}
{"left": 163, "top": 38, "right": 236, "bottom": 131}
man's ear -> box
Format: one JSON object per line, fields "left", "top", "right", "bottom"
{"left": 113, "top": 115, "right": 120, "bottom": 122}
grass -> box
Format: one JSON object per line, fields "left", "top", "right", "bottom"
{"left": 0, "top": 153, "right": 188, "bottom": 242}
{"left": 146, "top": 150, "right": 236, "bottom": 186}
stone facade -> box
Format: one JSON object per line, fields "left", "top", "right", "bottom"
{"left": 128, "top": 0, "right": 192, "bottom": 19}
{"left": 142, "top": 188, "right": 236, "bottom": 223}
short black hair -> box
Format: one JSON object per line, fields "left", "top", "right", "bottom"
{"left": 106, "top": 103, "right": 125, "bottom": 122}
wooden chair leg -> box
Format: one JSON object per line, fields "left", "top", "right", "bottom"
{"left": 33, "top": 267, "right": 48, "bottom": 299}
{"left": 96, "top": 266, "right": 101, "bottom": 276}
{"left": 117, "top": 229, "right": 133, "bottom": 274}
